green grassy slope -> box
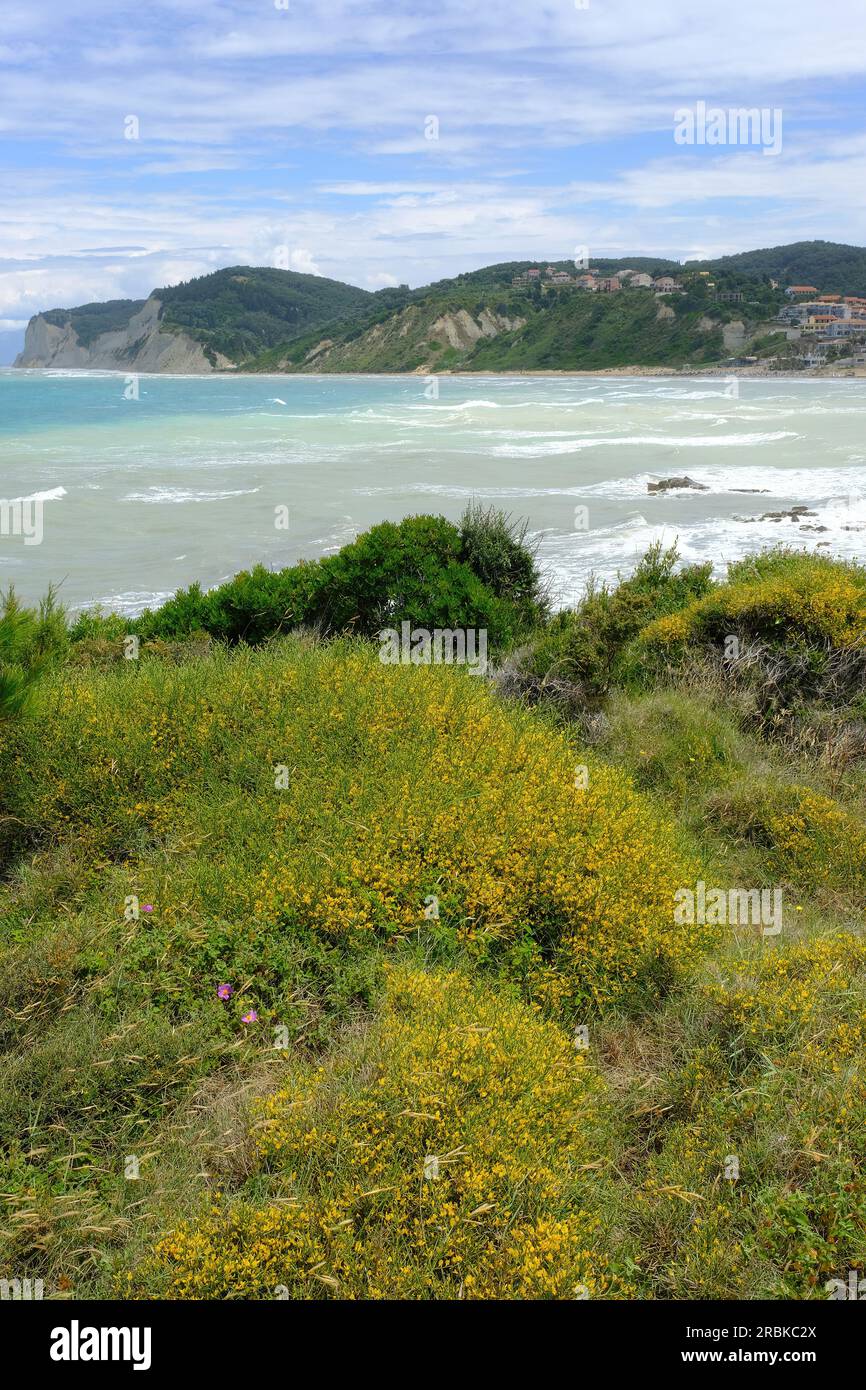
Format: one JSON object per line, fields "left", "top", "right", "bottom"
{"left": 247, "top": 285, "right": 728, "bottom": 373}
{"left": 2, "top": 534, "right": 865, "bottom": 1300}
{"left": 469, "top": 288, "right": 725, "bottom": 370}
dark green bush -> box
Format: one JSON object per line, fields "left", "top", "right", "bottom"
{"left": 459, "top": 502, "right": 546, "bottom": 626}
{"left": 306, "top": 514, "right": 463, "bottom": 633}
{"left": 0, "top": 588, "right": 68, "bottom": 722}
{"left": 78, "top": 511, "right": 545, "bottom": 658}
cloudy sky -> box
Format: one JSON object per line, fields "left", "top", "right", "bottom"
{"left": 1, "top": 0, "right": 865, "bottom": 359}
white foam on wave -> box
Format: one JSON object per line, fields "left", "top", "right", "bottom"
{"left": 36, "top": 369, "right": 124, "bottom": 379}
{"left": 402, "top": 397, "right": 602, "bottom": 413}
{"left": 491, "top": 430, "right": 799, "bottom": 457}
{"left": 313, "top": 518, "right": 359, "bottom": 554}
{"left": 353, "top": 482, "right": 576, "bottom": 500}
{"left": 537, "top": 505, "right": 866, "bottom": 606}
{"left": 572, "top": 463, "right": 866, "bottom": 501}
{"left": 122, "top": 486, "right": 262, "bottom": 504}
{"left": 74, "top": 589, "right": 177, "bottom": 616}
{"left": 5, "top": 486, "right": 67, "bottom": 503}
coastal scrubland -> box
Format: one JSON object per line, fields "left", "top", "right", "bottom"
{"left": 1, "top": 513, "right": 865, "bottom": 1300}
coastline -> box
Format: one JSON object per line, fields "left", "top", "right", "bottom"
{"left": 6, "top": 363, "right": 866, "bottom": 380}
{"left": 419, "top": 365, "right": 866, "bottom": 380}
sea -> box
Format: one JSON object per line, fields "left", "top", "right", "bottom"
{"left": 1, "top": 369, "right": 865, "bottom": 615}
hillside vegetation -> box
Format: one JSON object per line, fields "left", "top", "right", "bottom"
{"left": 28, "top": 239, "right": 866, "bottom": 373}
{"left": 1, "top": 519, "right": 865, "bottom": 1300}
{"left": 156, "top": 266, "right": 374, "bottom": 363}
{"left": 695, "top": 240, "right": 866, "bottom": 298}
{"left": 249, "top": 240, "right": 866, "bottom": 373}
{"left": 42, "top": 299, "right": 148, "bottom": 348}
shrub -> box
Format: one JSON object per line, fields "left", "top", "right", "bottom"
{"left": 127, "top": 965, "right": 631, "bottom": 1300}
{"left": 119, "top": 512, "right": 542, "bottom": 657}
{"left": 67, "top": 606, "right": 129, "bottom": 644}
{"left": 523, "top": 543, "right": 713, "bottom": 699}
{"left": 1, "top": 588, "right": 69, "bottom": 866}
{"left": 703, "top": 932, "right": 866, "bottom": 1065}
{"left": 639, "top": 550, "right": 866, "bottom": 655}
{"left": 305, "top": 514, "right": 517, "bottom": 641}
{"left": 631, "top": 550, "right": 866, "bottom": 714}
{"left": 5, "top": 641, "right": 702, "bottom": 1016}
{"left": 631, "top": 932, "right": 866, "bottom": 1297}
{"left": 0, "top": 587, "right": 67, "bottom": 722}
{"left": 132, "top": 563, "right": 324, "bottom": 645}
{"left": 705, "top": 780, "right": 866, "bottom": 903}
{"left": 458, "top": 502, "right": 546, "bottom": 624}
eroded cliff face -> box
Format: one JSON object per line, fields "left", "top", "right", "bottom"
{"left": 428, "top": 307, "right": 526, "bottom": 350}
{"left": 14, "top": 298, "right": 233, "bottom": 373}
{"left": 291, "top": 305, "right": 527, "bottom": 372}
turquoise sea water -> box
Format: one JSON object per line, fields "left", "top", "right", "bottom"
{"left": 2, "top": 369, "right": 865, "bottom": 614}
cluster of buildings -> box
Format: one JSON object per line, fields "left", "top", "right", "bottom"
{"left": 510, "top": 265, "right": 682, "bottom": 294}
{"left": 777, "top": 287, "right": 866, "bottom": 349}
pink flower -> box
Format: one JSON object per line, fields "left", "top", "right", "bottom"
{"left": 142, "top": 904, "right": 154, "bottom": 913}
{"left": 241, "top": 1010, "right": 259, "bottom": 1024}
{"left": 217, "top": 984, "right": 233, "bottom": 1000}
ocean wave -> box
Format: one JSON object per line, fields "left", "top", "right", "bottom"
{"left": 121, "top": 486, "right": 262, "bottom": 504}
{"left": 4, "top": 486, "right": 67, "bottom": 503}
{"left": 352, "top": 482, "right": 578, "bottom": 500}
{"left": 490, "top": 431, "right": 799, "bottom": 457}
{"left": 402, "top": 397, "right": 603, "bottom": 413}
{"left": 74, "top": 589, "right": 177, "bottom": 616}
{"left": 537, "top": 506, "right": 866, "bottom": 606}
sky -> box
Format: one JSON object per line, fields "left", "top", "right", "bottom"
{"left": 1, "top": 0, "right": 865, "bottom": 360}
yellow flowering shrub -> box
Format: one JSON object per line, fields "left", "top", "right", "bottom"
{"left": 708, "top": 782, "right": 866, "bottom": 903}
{"left": 703, "top": 932, "right": 866, "bottom": 1071}
{"left": 765, "top": 788, "right": 866, "bottom": 898}
{"left": 11, "top": 641, "right": 702, "bottom": 1015}
{"left": 129, "top": 966, "right": 632, "bottom": 1299}
{"left": 631, "top": 932, "right": 866, "bottom": 1296}
{"left": 639, "top": 558, "right": 866, "bottom": 651}
{"left": 245, "top": 654, "right": 704, "bottom": 1014}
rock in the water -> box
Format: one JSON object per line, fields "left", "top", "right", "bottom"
{"left": 759, "top": 506, "right": 818, "bottom": 522}
{"left": 647, "top": 476, "right": 709, "bottom": 493}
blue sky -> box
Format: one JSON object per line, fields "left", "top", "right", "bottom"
{"left": 1, "top": 0, "right": 865, "bottom": 359}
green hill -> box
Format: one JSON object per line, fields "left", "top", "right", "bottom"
{"left": 42, "top": 298, "right": 148, "bottom": 348}
{"left": 248, "top": 278, "right": 729, "bottom": 373}
{"left": 246, "top": 239, "right": 866, "bottom": 372}
{"left": 689, "top": 239, "right": 866, "bottom": 296}
{"left": 156, "top": 266, "right": 374, "bottom": 362}
{"left": 469, "top": 287, "right": 726, "bottom": 371}
{"left": 28, "top": 240, "right": 866, "bottom": 372}
{"left": 247, "top": 241, "right": 866, "bottom": 373}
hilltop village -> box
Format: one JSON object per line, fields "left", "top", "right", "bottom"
{"left": 509, "top": 264, "right": 866, "bottom": 371}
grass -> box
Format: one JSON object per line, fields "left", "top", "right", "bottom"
{"left": 1, "top": 536, "right": 865, "bottom": 1300}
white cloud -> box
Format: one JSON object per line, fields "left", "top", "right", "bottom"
{"left": 284, "top": 247, "right": 322, "bottom": 275}
{"left": 0, "top": 0, "right": 863, "bottom": 321}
